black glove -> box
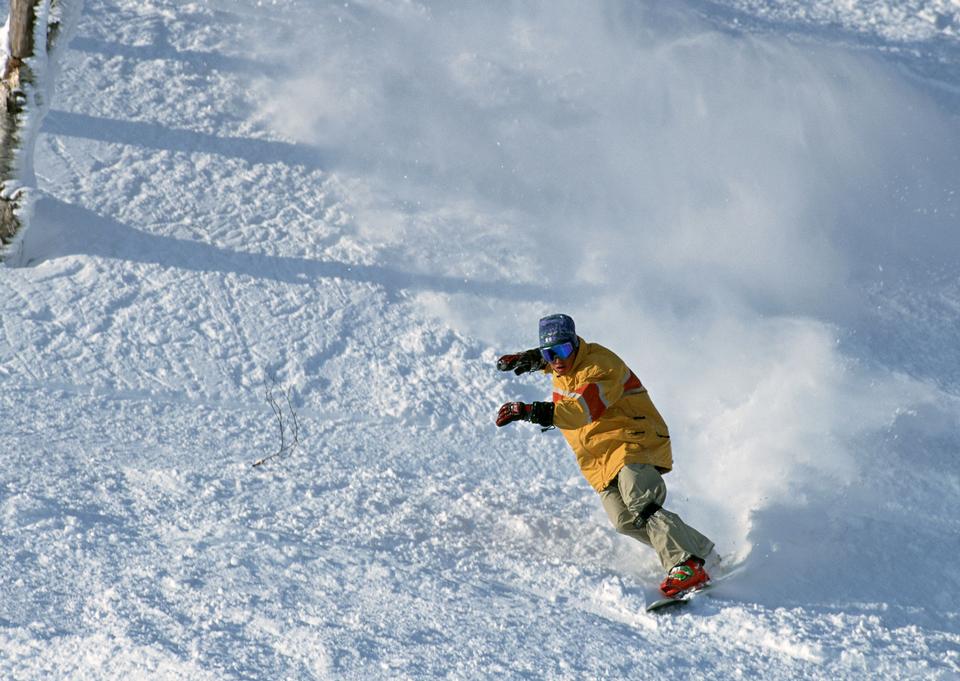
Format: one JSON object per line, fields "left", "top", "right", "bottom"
{"left": 496, "top": 401, "right": 554, "bottom": 428}
{"left": 496, "top": 349, "right": 546, "bottom": 375}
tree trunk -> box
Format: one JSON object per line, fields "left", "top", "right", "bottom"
{"left": 8, "top": 0, "right": 38, "bottom": 58}
{"left": 0, "top": 0, "right": 39, "bottom": 252}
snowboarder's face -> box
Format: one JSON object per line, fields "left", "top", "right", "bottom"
{"left": 550, "top": 348, "right": 577, "bottom": 375}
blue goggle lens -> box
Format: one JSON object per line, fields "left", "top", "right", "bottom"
{"left": 541, "top": 342, "right": 575, "bottom": 363}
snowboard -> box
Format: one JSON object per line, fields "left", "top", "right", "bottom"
{"left": 644, "top": 582, "right": 715, "bottom": 612}
{"left": 644, "top": 563, "right": 745, "bottom": 613}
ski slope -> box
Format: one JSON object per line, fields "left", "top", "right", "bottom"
{"left": 2, "top": 0, "right": 959, "bottom": 678}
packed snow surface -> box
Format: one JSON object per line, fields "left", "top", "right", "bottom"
{"left": 2, "top": 0, "right": 959, "bottom": 678}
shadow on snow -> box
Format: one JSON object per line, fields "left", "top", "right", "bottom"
{"left": 22, "top": 196, "right": 561, "bottom": 303}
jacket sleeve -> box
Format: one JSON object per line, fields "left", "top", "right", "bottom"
{"left": 552, "top": 363, "right": 626, "bottom": 429}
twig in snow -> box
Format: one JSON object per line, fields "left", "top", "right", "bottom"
{"left": 252, "top": 383, "right": 301, "bottom": 467}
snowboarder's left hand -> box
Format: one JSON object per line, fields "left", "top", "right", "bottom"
{"left": 496, "top": 349, "right": 546, "bottom": 375}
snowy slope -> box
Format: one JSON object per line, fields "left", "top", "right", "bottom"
{"left": 1, "top": 0, "right": 959, "bottom": 678}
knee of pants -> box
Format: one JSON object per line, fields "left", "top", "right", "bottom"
{"left": 611, "top": 511, "right": 640, "bottom": 536}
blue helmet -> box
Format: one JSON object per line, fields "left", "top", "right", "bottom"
{"left": 539, "top": 313, "right": 578, "bottom": 349}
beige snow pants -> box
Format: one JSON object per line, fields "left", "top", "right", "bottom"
{"left": 599, "top": 463, "right": 715, "bottom": 572}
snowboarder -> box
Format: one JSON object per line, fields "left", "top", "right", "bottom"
{"left": 495, "top": 313, "right": 715, "bottom": 598}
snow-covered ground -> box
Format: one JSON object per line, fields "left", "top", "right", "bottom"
{"left": 2, "top": 0, "right": 959, "bottom": 678}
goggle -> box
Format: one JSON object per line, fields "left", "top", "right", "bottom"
{"left": 540, "top": 341, "right": 576, "bottom": 363}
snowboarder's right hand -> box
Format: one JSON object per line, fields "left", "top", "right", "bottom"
{"left": 496, "top": 401, "right": 555, "bottom": 428}
{"left": 496, "top": 402, "right": 532, "bottom": 426}
{"left": 496, "top": 349, "right": 546, "bottom": 375}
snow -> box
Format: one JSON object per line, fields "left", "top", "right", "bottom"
{"left": 702, "top": 0, "right": 960, "bottom": 43}
{"left": 2, "top": 0, "right": 959, "bottom": 678}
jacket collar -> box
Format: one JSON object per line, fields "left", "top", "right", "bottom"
{"left": 568, "top": 336, "right": 588, "bottom": 374}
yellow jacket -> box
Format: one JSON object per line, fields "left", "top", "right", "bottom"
{"left": 547, "top": 339, "right": 672, "bottom": 492}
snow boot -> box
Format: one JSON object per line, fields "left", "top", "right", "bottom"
{"left": 660, "top": 557, "right": 710, "bottom": 597}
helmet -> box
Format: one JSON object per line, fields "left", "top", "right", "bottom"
{"left": 538, "top": 313, "right": 578, "bottom": 349}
